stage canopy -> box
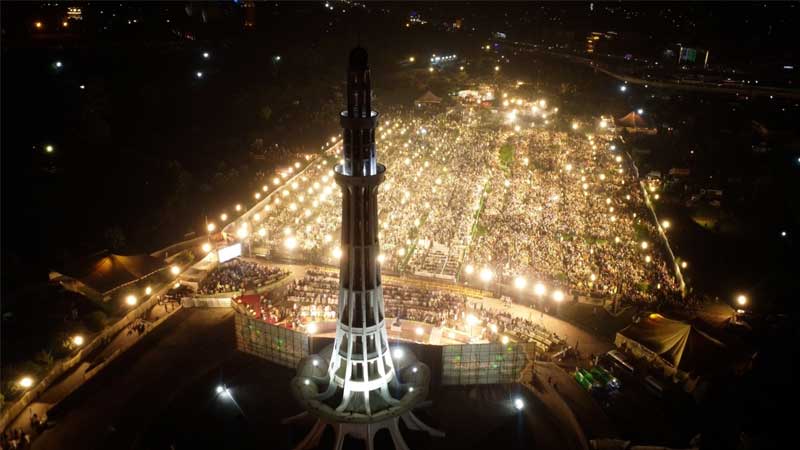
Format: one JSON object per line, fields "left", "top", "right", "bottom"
{"left": 615, "top": 313, "right": 729, "bottom": 375}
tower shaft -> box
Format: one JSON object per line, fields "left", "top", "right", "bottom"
{"left": 328, "top": 47, "right": 395, "bottom": 414}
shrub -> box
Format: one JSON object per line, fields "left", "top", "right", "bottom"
{"left": 85, "top": 311, "right": 108, "bottom": 332}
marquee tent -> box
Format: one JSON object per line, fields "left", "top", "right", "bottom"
{"left": 615, "top": 313, "right": 729, "bottom": 375}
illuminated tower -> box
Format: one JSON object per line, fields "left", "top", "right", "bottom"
{"left": 289, "top": 47, "right": 442, "bottom": 450}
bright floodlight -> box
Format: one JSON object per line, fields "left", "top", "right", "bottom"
{"left": 552, "top": 290, "right": 565, "bottom": 302}
{"left": 145, "top": 286, "right": 153, "bottom": 295}
{"left": 55, "top": 61, "right": 63, "bottom": 68}
{"left": 514, "top": 397, "right": 525, "bottom": 411}
{"left": 220, "top": 213, "right": 228, "bottom": 221}
{"left": 681, "top": 261, "right": 688, "bottom": 269}
{"left": 196, "top": 71, "right": 203, "bottom": 79}
{"left": 235, "top": 204, "right": 242, "bottom": 212}
{"left": 637, "top": 108, "right": 644, "bottom": 115}
{"left": 494, "top": 65, "right": 500, "bottom": 72}
{"left": 203, "top": 51, "right": 210, "bottom": 59}
{"left": 599, "top": 120, "right": 608, "bottom": 129}
{"left": 641, "top": 241, "right": 649, "bottom": 250}
{"left": 415, "top": 327, "right": 424, "bottom": 336}
{"left": 170, "top": 265, "right": 181, "bottom": 275}
{"left": 18, "top": 377, "right": 34, "bottom": 389}
{"left": 479, "top": 267, "right": 493, "bottom": 282}
{"left": 202, "top": 242, "right": 212, "bottom": 253}
{"left": 307, "top": 323, "right": 318, "bottom": 334}
{"left": 393, "top": 348, "right": 404, "bottom": 359}
{"left": 534, "top": 282, "right": 546, "bottom": 297}
{"left": 662, "top": 220, "right": 671, "bottom": 229}
{"left": 45, "top": 144, "right": 54, "bottom": 153}
{"left": 237, "top": 227, "right": 248, "bottom": 239}
{"left": 619, "top": 85, "right": 627, "bottom": 92}
{"left": 285, "top": 236, "right": 298, "bottom": 250}
{"left": 125, "top": 294, "right": 138, "bottom": 306}
{"left": 72, "top": 335, "right": 85, "bottom": 346}
{"left": 332, "top": 247, "right": 342, "bottom": 259}
{"left": 571, "top": 122, "right": 579, "bottom": 130}
{"left": 466, "top": 314, "right": 479, "bottom": 327}
{"left": 377, "top": 254, "right": 386, "bottom": 264}
{"left": 501, "top": 335, "right": 510, "bottom": 345}
{"left": 736, "top": 295, "right": 748, "bottom": 306}
{"left": 464, "top": 264, "right": 474, "bottom": 274}
{"left": 216, "top": 385, "right": 224, "bottom": 394}
{"left": 514, "top": 276, "right": 527, "bottom": 290}
{"left": 409, "top": 56, "right": 415, "bottom": 62}
{"left": 207, "top": 223, "right": 216, "bottom": 232}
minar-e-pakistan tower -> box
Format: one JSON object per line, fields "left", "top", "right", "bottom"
{"left": 288, "top": 47, "right": 443, "bottom": 450}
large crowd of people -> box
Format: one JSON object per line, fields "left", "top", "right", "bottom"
{"left": 224, "top": 88, "right": 680, "bottom": 306}
{"left": 262, "top": 269, "right": 564, "bottom": 353}
{"left": 198, "top": 259, "right": 288, "bottom": 294}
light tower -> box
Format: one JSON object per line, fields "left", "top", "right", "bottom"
{"left": 288, "top": 47, "right": 442, "bottom": 450}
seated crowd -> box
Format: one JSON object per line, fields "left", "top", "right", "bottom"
{"left": 198, "top": 259, "right": 288, "bottom": 294}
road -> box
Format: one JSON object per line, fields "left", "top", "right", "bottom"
{"left": 32, "top": 308, "right": 235, "bottom": 450}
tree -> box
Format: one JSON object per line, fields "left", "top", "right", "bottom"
{"left": 103, "top": 226, "right": 127, "bottom": 251}
{"left": 260, "top": 105, "right": 272, "bottom": 123}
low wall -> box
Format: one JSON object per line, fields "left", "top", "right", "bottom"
{"left": 183, "top": 296, "right": 234, "bottom": 308}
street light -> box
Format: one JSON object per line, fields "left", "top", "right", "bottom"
{"left": 534, "top": 282, "right": 546, "bottom": 298}
{"left": 126, "top": 294, "right": 138, "bottom": 306}
{"left": 145, "top": 286, "right": 152, "bottom": 295}
{"left": 637, "top": 108, "right": 644, "bottom": 115}
{"left": 170, "top": 265, "right": 181, "bottom": 276}
{"left": 736, "top": 294, "right": 747, "bottom": 306}
{"left": 45, "top": 144, "right": 54, "bottom": 153}
{"left": 18, "top": 377, "right": 34, "bottom": 389}
{"left": 552, "top": 290, "right": 565, "bottom": 302}
{"left": 464, "top": 264, "right": 474, "bottom": 275}
{"left": 72, "top": 335, "right": 85, "bottom": 346}
{"left": 662, "top": 220, "right": 671, "bottom": 230}
{"left": 202, "top": 242, "right": 212, "bottom": 253}
{"left": 479, "top": 267, "right": 493, "bottom": 282}
{"left": 619, "top": 85, "right": 627, "bottom": 92}
{"left": 409, "top": 56, "right": 415, "bottom": 63}
{"left": 514, "top": 276, "right": 527, "bottom": 290}
{"left": 513, "top": 397, "right": 525, "bottom": 411}
{"left": 207, "top": 222, "right": 216, "bottom": 233}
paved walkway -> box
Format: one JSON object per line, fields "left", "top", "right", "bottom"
{"left": 3, "top": 300, "right": 179, "bottom": 438}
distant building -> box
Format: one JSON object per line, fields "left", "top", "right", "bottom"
{"left": 677, "top": 45, "right": 710, "bottom": 68}
{"left": 586, "top": 31, "right": 617, "bottom": 55}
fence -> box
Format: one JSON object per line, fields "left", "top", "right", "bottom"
{"left": 233, "top": 303, "right": 309, "bottom": 368}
